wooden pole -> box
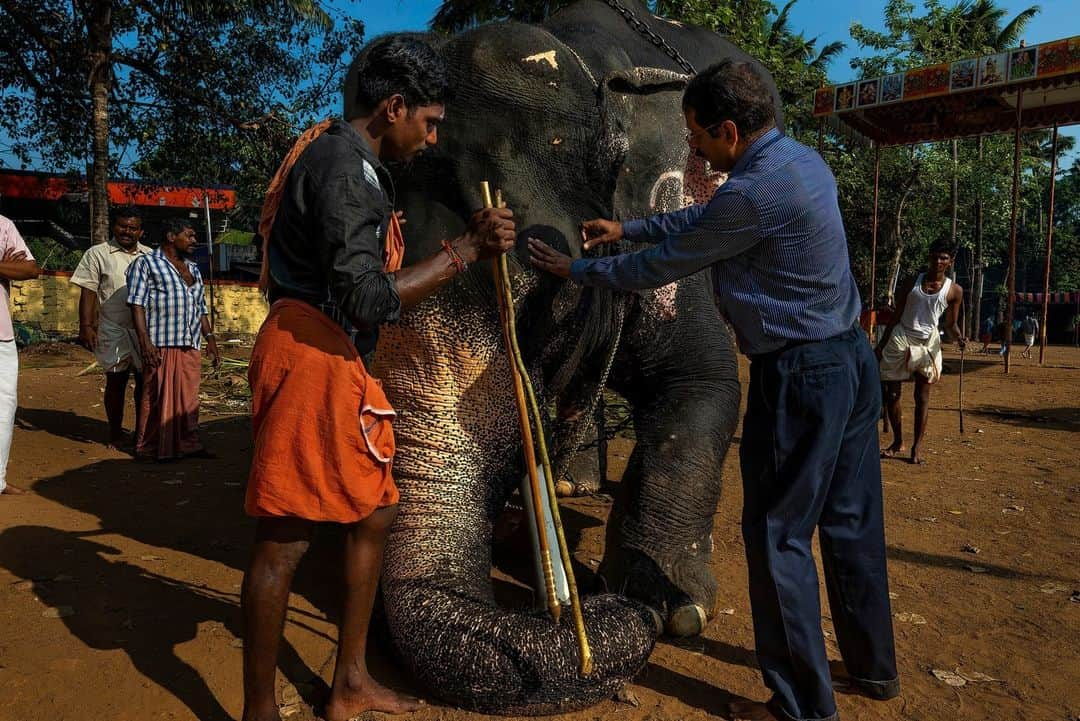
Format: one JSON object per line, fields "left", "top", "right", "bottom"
{"left": 817, "top": 117, "right": 825, "bottom": 154}
{"left": 869, "top": 142, "right": 881, "bottom": 333}
{"left": 481, "top": 182, "right": 560, "bottom": 623}
{"left": 484, "top": 183, "right": 593, "bottom": 675}
{"left": 1004, "top": 86, "right": 1023, "bottom": 374}
{"left": 971, "top": 136, "right": 985, "bottom": 341}
{"left": 950, "top": 138, "right": 959, "bottom": 276}
{"left": 1039, "top": 124, "right": 1058, "bottom": 366}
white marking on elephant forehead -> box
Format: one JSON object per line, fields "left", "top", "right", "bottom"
{"left": 649, "top": 170, "right": 685, "bottom": 210}
{"left": 523, "top": 50, "right": 559, "bottom": 70}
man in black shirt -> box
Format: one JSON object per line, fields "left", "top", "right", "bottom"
{"left": 241, "top": 37, "right": 516, "bottom": 721}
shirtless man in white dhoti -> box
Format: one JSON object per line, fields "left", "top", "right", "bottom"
{"left": 71, "top": 207, "right": 152, "bottom": 449}
{"left": 876, "top": 240, "right": 965, "bottom": 464}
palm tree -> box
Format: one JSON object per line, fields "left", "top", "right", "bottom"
{"left": 957, "top": 0, "right": 1040, "bottom": 52}
{"left": 432, "top": 0, "right": 571, "bottom": 32}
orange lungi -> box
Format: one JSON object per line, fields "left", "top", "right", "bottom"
{"left": 245, "top": 299, "right": 398, "bottom": 523}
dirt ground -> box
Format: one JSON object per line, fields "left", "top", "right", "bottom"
{"left": 1, "top": 341, "right": 1078, "bottom": 721}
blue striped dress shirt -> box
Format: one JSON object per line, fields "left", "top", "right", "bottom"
{"left": 570, "top": 128, "right": 861, "bottom": 356}
{"left": 126, "top": 248, "right": 208, "bottom": 349}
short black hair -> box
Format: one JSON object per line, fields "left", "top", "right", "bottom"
{"left": 928, "top": 239, "right": 954, "bottom": 257}
{"left": 682, "top": 60, "right": 776, "bottom": 137}
{"left": 162, "top": 217, "right": 195, "bottom": 241}
{"left": 345, "top": 35, "right": 450, "bottom": 119}
{"left": 112, "top": 206, "right": 142, "bottom": 225}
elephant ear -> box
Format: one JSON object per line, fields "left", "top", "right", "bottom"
{"left": 596, "top": 67, "right": 693, "bottom": 220}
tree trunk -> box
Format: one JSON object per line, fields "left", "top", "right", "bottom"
{"left": 87, "top": 1, "right": 112, "bottom": 245}
{"left": 885, "top": 171, "right": 918, "bottom": 304}
{"left": 971, "top": 137, "right": 984, "bottom": 340}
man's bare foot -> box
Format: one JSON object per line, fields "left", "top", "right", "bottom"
{"left": 728, "top": 699, "right": 779, "bottom": 721}
{"left": 324, "top": 678, "right": 422, "bottom": 721}
{"left": 241, "top": 701, "right": 283, "bottom": 721}
{"left": 910, "top": 446, "right": 924, "bottom": 465}
{"left": 0, "top": 484, "right": 27, "bottom": 495}
{"left": 880, "top": 443, "right": 905, "bottom": 458}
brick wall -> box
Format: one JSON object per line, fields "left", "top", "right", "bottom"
{"left": 9, "top": 272, "right": 269, "bottom": 336}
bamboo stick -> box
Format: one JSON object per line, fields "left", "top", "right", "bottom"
{"left": 493, "top": 189, "right": 593, "bottom": 676}
{"left": 481, "top": 182, "right": 561, "bottom": 624}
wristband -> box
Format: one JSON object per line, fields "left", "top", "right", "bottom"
{"left": 204, "top": 332, "right": 215, "bottom": 339}
{"left": 441, "top": 240, "right": 468, "bottom": 274}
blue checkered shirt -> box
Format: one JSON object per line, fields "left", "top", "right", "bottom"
{"left": 570, "top": 128, "right": 861, "bottom": 356}
{"left": 126, "top": 248, "right": 208, "bottom": 349}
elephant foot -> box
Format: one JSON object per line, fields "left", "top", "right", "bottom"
{"left": 665, "top": 602, "right": 708, "bottom": 638}
{"left": 555, "top": 476, "right": 600, "bottom": 497}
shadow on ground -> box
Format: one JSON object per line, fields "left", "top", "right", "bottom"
{"left": 965, "top": 405, "right": 1080, "bottom": 432}
{"left": 6, "top": 414, "right": 646, "bottom": 719}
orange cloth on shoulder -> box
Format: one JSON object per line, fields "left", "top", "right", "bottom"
{"left": 257, "top": 119, "right": 406, "bottom": 289}
{"left": 245, "top": 299, "right": 399, "bottom": 523}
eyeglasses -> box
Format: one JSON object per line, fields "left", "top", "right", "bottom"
{"left": 684, "top": 122, "right": 723, "bottom": 145}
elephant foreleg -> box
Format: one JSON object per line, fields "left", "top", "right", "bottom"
{"left": 601, "top": 277, "right": 741, "bottom": 635}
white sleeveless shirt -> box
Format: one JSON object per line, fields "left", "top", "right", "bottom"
{"left": 901, "top": 273, "right": 952, "bottom": 340}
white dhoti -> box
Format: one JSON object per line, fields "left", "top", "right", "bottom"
{"left": 0, "top": 340, "right": 17, "bottom": 492}
{"left": 95, "top": 318, "right": 142, "bottom": 373}
{"left": 879, "top": 325, "right": 942, "bottom": 383}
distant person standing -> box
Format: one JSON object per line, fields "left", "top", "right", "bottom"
{"left": 70, "top": 207, "right": 152, "bottom": 449}
{"left": 0, "top": 215, "right": 41, "bottom": 496}
{"left": 877, "top": 240, "right": 964, "bottom": 464}
{"left": 126, "top": 218, "right": 219, "bottom": 461}
{"left": 979, "top": 316, "right": 994, "bottom": 354}
{"left": 1020, "top": 313, "right": 1039, "bottom": 359}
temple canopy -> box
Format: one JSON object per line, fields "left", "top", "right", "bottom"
{"left": 811, "top": 36, "right": 1080, "bottom": 373}
{"left": 813, "top": 37, "right": 1080, "bottom": 146}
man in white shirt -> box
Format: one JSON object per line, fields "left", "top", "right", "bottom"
{"left": 70, "top": 207, "right": 152, "bottom": 449}
{"left": 0, "top": 215, "right": 41, "bottom": 495}
{"left": 876, "top": 240, "right": 965, "bottom": 465}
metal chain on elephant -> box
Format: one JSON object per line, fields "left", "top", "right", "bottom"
{"left": 603, "top": 0, "right": 697, "bottom": 76}
{"left": 551, "top": 295, "right": 629, "bottom": 489}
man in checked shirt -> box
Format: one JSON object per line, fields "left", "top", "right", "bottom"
{"left": 530, "top": 60, "right": 899, "bottom": 721}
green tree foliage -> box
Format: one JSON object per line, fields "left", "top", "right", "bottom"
{"left": 838, "top": 0, "right": 1044, "bottom": 317}
{"left": 0, "top": 1, "right": 363, "bottom": 233}
{"left": 657, "top": 0, "right": 843, "bottom": 131}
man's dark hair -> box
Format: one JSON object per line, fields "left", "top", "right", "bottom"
{"left": 162, "top": 217, "right": 195, "bottom": 241}
{"left": 682, "top": 60, "right": 776, "bottom": 138}
{"left": 111, "top": 206, "right": 142, "bottom": 225}
{"left": 346, "top": 36, "right": 450, "bottom": 119}
{"left": 928, "top": 239, "right": 954, "bottom": 257}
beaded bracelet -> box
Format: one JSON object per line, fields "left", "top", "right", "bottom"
{"left": 441, "top": 240, "right": 468, "bottom": 274}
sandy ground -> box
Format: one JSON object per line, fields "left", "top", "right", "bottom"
{"left": 1, "top": 342, "right": 1078, "bottom": 721}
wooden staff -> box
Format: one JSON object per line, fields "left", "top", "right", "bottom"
{"left": 959, "top": 343, "right": 965, "bottom": 434}
{"left": 483, "top": 182, "right": 594, "bottom": 676}
{"left": 481, "top": 182, "right": 559, "bottom": 624}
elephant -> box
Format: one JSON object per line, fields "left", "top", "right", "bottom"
{"left": 354, "top": 1, "right": 783, "bottom": 714}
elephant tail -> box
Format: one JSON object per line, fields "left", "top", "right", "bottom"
{"left": 383, "top": 579, "right": 659, "bottom": 715}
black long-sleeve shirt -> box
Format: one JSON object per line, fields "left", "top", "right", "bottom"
{"left": 267, "top": 119, "right": 401, "bottom": 354}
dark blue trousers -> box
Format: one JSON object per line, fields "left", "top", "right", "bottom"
{"left": 741, "top": 326, "right": 898, "bottom": 721}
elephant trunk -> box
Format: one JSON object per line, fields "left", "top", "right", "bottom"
{"left": 372, "top": 298, "right": 658, "bottom": 714}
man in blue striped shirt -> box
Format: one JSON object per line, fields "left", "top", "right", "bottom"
{"left": 127, "top": 218, "right": 219, "bottom": 461}
{"left": 530, "top": 61, "right": 898, "bottom": 721}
